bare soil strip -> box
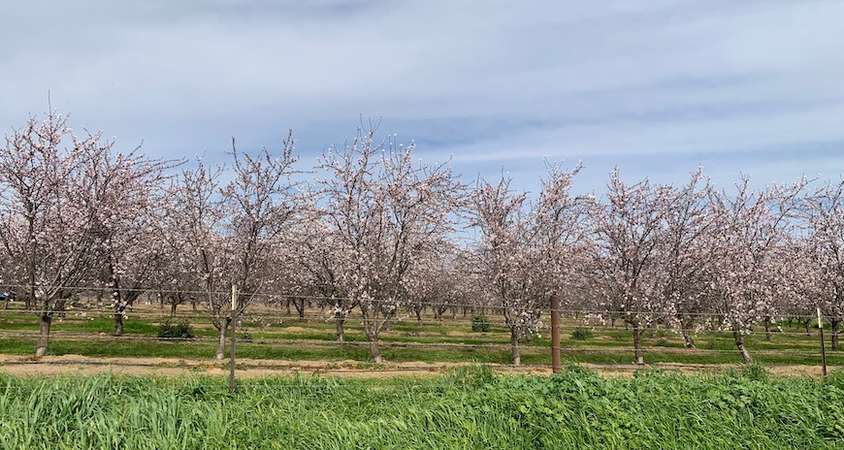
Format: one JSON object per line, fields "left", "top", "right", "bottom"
{"left": 0, "top": 354, "right": 834, "bottom": 379}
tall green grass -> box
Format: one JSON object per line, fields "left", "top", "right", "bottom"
{"left": 0, "top": 366, "right": 842, "bottom": 449}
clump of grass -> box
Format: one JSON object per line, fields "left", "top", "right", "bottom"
{"left": 571, "top": 327, "right": 593, "bottom": 340}
{"left": 738, "top": 363, "right": 770, "bottom": 381}
{"left": 471, "top": 315, "right": 491, "bottom": 332}
{"left": 157, "top": 321, "right": 194, "bottom": 339}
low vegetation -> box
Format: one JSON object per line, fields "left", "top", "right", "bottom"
{"left": 0, "top": 367, "right": 841, "bottom": 449}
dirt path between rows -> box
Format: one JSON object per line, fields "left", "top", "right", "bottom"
{"left": 0, "top": 354, "right": 834, "bottom": 379}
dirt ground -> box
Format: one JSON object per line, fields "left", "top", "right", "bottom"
{"left": 0, "top": 354, "right": 833, "bottom": 379}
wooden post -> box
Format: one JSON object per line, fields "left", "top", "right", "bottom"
{"left": 229, "top": 285, "right": 238, "bottom": 393}
{"left": 550, "top": 294, "right": 561, "bottom": 374}
{"left": 818, "top": 307, "right": 828, "bottom": 378}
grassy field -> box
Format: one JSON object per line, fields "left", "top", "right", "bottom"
{"left": 0, "top": 366, "right": 841, "bottom": 449}
{"left": 0, "top": 307, "right": 841, "bottom": 370}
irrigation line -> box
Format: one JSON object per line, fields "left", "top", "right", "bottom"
{"left": 0, "top": 312, "right": 517, "bottom": 329}
{"left": 0, "top": 314, "right": 834, "bottom": 339}
{"left": 0, "top": 359, "right": 537, "bottom": 373}
{"left": 2, "top": 305, "right": 839, "bottom": 324}
{"left": 0, "top": 332, "right": 838, "bottom": 355}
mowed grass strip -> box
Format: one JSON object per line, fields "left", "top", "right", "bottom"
{"left": 1, "top": 337, "right": 842, "bottom": 367}
{"left": 0, "top": 366, "right": 842, "bottom": 449}
{"left": 0, "top": 313, "right": 840, "bottom": 366}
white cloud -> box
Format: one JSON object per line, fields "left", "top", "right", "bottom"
{"left": 0, "top": 0, "right": 842, "bottom": 192}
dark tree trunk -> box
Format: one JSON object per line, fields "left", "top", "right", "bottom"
{"left": 414, "top": 307, "right": 423, "bottom": 324}
{"left": 632, "top": 323, "right": 644, "bottom": 365}
{"left": 170, "top": 302, "right": 177, "bottom": 318}
{"left": 114, "top": 313, "right": 125, "bottom": 336}
{"left": 216, "top": 318, "right": 230, "bottom": 360}
{"left": 733, "top": 330, "right": 752, "bottom": 364}
{"left": 763, "top": 318, "right": 772, "bottom": 341}
{"left": 831, "top": 319, "right": 840, "bottom": 351}
{"left": 510, "top": 328, "right": 521, "bottom": 366}
{"left": 369, "top": 339, "right": 383, "bottom": 364}
{"left": 36, "top": 313, "right": 52, "bottom": 357}
{"left": 109, "top": 258, "right": 127, "bottom": 337}
{"left": 292, "top": 297, "right": 305, "bottom": 320}
{"left": 681, "top": 327, "right": 696, "bottom": 349}
{"left": 335, "top": 315, "right": 346, "bottom": 343}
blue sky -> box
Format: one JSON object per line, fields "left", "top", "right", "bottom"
{"left": 2, "top": 0, "right": 844, "bottom": 194}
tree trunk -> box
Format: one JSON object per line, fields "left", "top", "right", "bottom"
{"left": 733, "top": 330, "right": 752, "bottom": 364}
{"left": 285, "top": 298, "right": 291, "bottom": 316}
{"left": 369, "top": 339, "right": 383, "bottom": 364}
{"left": 109, "top": 260, "right": 126, "bottom": 337}
{"left": 763, "top": 318, "right": 772, "bottom": 341}
{"left": 191, "top": 299, "right": 197, "bottom": 311}
{"left": 335, "top": 315, "right": 345, "bottom": 343}
{"left": 113, "top": 313, "right": 124, "bottom": 336}
{"left": 804, "top": 319, "right": 811, "bottom": 337}
{"left": 35, "top": 314, "right": 52, "bottom": 357}
{"left": 831, "top": 319, "right": 840, "bottom": 351}
{"left": 632, "top": 323, "right": 644, "bottom": 365}
{"left": 170, "top": 302, "right": 177, "bottom": 318}
{"left": 681, "top": 327, "right": 696, "bottom": 349}
{"left": 215, "top": 318, "right": 231, "bottom": 360}
{"left": 414, "top": 307, "right": 422, "bottom": 324}
{"left": 292, "top": 297, "right": 305, "bottom": 320}
{"left": 451, "top": 307, "right": 456, "bottom": 320}
{"left": 510, "top": 328, "right": 521, "bottom": 366}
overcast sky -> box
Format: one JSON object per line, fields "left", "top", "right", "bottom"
{"left": 2, "top": 0, "right": 843, "bottom": 193}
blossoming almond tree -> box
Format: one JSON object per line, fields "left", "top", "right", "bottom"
{"left": 404, "top": 242, "right": 462, "bottom": 323}
{"left": 78, "top": 146, "right": 171, "bottom": 335}
{"left": 660, "top": 170, "right": 715, "bottom": 348}
{"left": 590, "top": 170, "right": 671, "bottom": 365}
{"left": 294, "top": 215, "right": 354, "bottom": 342}
{"left": 531, "top": 165, "right": 593, "bottom": 326}
{"left": 802, "top": 180, "right": 844, "bottom": 350}
{"left": 0, "top": 111, "right": 106, "bottom": 356}
{"left": 471, "top": 176, "right": 548, "bottom": 365}
{"left": 707, "top": 178, "right": 805, "bottom": 363}
{"left": 167, "top": 160, "right": 232, "bottom": 359}
{"left": 223, "top": 131, "right": 303, "bottom": 328}
{"left": 318, "top": 127, "right": 463, "bottom": 363}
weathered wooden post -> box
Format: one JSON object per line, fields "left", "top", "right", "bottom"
{"left": 229, "top": 284, "right": 239, "bottom": 393}
{"left": 818, "top": 307, "right": 828, "bottom": 378}
{"left": 550, "top": 294, "right": 561, "bottom": 374}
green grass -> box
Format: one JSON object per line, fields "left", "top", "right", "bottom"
{"left": 0, "top": 312, "right": 841, "bottom": 367}
{"left": 0, "top": 366, "right": 842, "bottom": 448}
